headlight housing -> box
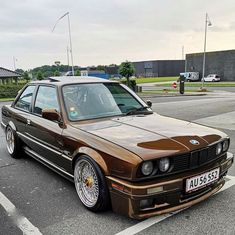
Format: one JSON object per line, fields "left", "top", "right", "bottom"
{"left": 222, "top": 139, "right": 229, "bottom": 152}
{"left": 141, "top": 161, "right": 154, "bottom": 176}
{"left": 216, "top": 142, "right": 223, "bottom": 155}
{"left": 158, "top": 157, "right": 170, "bottom": 172}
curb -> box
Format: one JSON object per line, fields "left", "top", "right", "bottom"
{"left": 138, "top": 93, "right": 208, "bottom": 98}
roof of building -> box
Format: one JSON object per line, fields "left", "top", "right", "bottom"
{"left": 0, "top": 67, "right": 22, "bottom": 78}
{"left": 186, "top": 49, "right": 235, "bottom": 57}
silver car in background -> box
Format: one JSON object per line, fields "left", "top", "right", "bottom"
{"left": 203, "top": 74, "right": 221, "bottom": 82}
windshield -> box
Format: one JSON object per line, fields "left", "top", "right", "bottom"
{"left": 62, "top": 83, "right": 147, "bottom": 121}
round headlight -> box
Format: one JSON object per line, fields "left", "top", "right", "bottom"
{"left": 222, "top": 139, "right": 229, "bottom": 152}
{"left": 216, "top": 142, "right": 223, "bottom": 155}
{"left": 159, "top": 157, "right": 170, "bottom": 172}
{"left": 141, "top": 161, "right": 154, "bottom": 176}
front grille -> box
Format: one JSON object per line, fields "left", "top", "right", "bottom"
{"left": 173, "top": 144, "right": 224, "bottom": 174}
{"left": 136, "top": 144, "right": 226, "bottom": 180}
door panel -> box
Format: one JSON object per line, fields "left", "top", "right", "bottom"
{"left": 23, "top": 85, "right": 70, "bottom": 170}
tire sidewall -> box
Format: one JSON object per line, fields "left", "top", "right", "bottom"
{"left": 74, "top": 155, "right": 110, "bottom": 212}
{"left": 6, "top": 126, "right": 20, "bottom": 158}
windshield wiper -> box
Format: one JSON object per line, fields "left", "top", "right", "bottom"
{"left": 125, "top": 106, "right": 153, "bottom": 116}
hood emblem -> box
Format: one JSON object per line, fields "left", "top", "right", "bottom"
{"left": 190, "top": 139, "right": 200, "bottom": 145}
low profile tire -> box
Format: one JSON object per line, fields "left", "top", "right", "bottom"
{"left": 74, "top": 155, "right": 110, "bottom": 212}
{"left": 5, "top": 126, "right": 22, "bottom": 159}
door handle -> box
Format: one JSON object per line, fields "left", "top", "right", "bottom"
{"left": 27, "top": 119, "right": 31, "bottom": 125}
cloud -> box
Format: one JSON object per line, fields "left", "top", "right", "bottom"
{"left": 0, "top": 0, "right": 234, "bottom": 69}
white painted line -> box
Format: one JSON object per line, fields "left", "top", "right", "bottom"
{"left": 0, "top": 192, "right": 42, "bottom": 235}
{"left": 115, "top": 175, "right": 235, "bottom": 235}
{"left": 115, "top": 209, "right": 185, "bottom": 235}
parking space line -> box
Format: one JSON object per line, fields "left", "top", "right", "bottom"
{"left": 115, "top": 175, "right": 235, "bottom": 235}
{"left": 0, "top": 192, "right": 42, "bottom": 235}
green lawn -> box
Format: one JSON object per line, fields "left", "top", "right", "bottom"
{"left": 155, "top": 82, "right": 235, "bottom": 87}
{"left": 0, "top": 98, "right": 14, "bottom": 101}
{"left": 135, "top": 77, "right": 178, "bottom": 84}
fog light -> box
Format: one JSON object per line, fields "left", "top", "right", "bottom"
{"left": 140, "top": 199, "right": 154, "bottom": 209}
{"left": 216, "top": 142, "right": 222, "bottom": 155}
{"left": 147, "top": 186, "right": 163, "bottom": 195}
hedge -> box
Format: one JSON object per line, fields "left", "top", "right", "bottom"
{"left": 120, "top": 79, "right": 137, "bottom": 91}
{"left": 0, "top": 84, "right": 26, "bottom": 98}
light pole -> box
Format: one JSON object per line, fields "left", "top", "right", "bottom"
{"left": 202, "top": 13, "right": 212, "bottom": 88}
{"left": 13, "top": 56, "right": 17, "bottom": 71}
{"left": 52, "top": 12, "right": 74, "bottom": 76}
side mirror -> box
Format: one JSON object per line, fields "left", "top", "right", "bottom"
{"left": 146, "top": 100, "right": 152, "bottom": 108}
{"left": 42, "top": 109, "right": 61, "bottom": 122}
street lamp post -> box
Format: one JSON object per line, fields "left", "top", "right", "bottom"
{"left": 67, "top": 13, "right": 74, "bottom": 76}
{"left": 52, "top": 12, "right": 75, "bottom": 76}
{"left": 202, "top": 13, "right": 212, "bottom": 89}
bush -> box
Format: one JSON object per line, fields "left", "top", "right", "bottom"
{"left": 120, "top": 79, "right": 137, "bottom": 91}
{"left": 0, "top": 84, "right": 26, "bottom": 98}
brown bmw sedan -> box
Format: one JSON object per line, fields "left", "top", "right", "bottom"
{"left": 1, "top": 76, "right": 233, "bottom": 219}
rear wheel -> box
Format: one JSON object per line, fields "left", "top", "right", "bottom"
{"left": 74, "top": 155, "right": 110, "bottom": 212}
{"left": 6, "top": 126, "right": 22, "bottom": 158}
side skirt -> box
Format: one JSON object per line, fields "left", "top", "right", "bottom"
{"left": 24, "top": 146, "right": 74, "bottom": 182}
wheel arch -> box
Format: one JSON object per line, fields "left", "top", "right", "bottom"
{"left": 7, "top": 121, "right": 17, "bottom": 132}
{"left": 72, "top": 147, "right": 109, "bottom": 175}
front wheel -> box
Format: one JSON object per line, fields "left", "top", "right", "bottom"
{"left": 74, "top": 156, "right": 110, "bottom": 212}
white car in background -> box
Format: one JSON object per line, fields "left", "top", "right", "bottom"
{"left": 203, "top": 74, "right": 221, "bottom": 82}
{"left": 180, "top": 72, "right": 199, "bottom": 82}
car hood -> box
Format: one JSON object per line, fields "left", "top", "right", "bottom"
{"left": 71, "top": 113, "right": 226, "bottom": 160}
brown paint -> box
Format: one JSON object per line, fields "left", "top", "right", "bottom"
{"left": 1, "top": 77, "right": 233, "bottom": 219}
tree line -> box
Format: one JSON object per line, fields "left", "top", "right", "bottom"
{"left": 16, "top": 61, "right": 135, "bottom": 85}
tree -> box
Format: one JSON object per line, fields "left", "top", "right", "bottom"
{"left": 96, "top": 65, "right": 105, "bottom": 71}
{"left": 15, "top": 69, "right": 24, "bottom": 75}
{"left": 23, "top": 71, "right": 30, "bottom": 81}
{"left": 75, "top": 70, "right": 81, "bottom": 76}
{"left": 36, "top": 71, "right": 44, "bottom": 80}
{"left": 118, "top": 61, "right": 135, "bottom": 87}
{"left": 54, "top": 70, "right": 60, "bottom": 76}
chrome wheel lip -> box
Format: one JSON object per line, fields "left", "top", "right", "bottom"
{"left": 6, "top": 127, "right": 15, "bottom": 154}
{"left": 74, "top": 159, "right": 99, "bottom": 208}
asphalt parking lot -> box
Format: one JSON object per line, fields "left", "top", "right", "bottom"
{"left": 1, "top": 91, "right": 235, "bottom": 235}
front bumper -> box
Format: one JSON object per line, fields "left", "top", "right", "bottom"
{"left": 106, "top": 152, "right": 234, "bottom": 219}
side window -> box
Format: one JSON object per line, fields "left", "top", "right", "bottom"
{"left": 34, "top": 86, "right": 59, "bottom": 115}
{"left": 15, "top": 86, "right": 36, "bottom": 112}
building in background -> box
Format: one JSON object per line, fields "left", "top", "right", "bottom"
{"left": 0, "top": 67, "right": 22, "bottom": 84}
{"left": 104, "top": 65, "right": 119, "bottom": 78}
{"left": 133, "top": 60, "right": 185, "bottom": 77}
{"left": 80, "top": 68, "right": 109, "bottom": 79}
{"left": 186, "top": 50, "right": 235, "bottom": 81}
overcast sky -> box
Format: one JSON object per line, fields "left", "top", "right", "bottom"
{"left": 0, "top": 0, "right": 235, "bottom": 70}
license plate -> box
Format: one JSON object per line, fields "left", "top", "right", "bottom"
{"left": 186, "top": 168, "right": 220, "bottom": 193}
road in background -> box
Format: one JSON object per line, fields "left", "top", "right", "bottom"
{"left": 0, "top": 91, "right": 235, "bottom": 235}
{"left": 139, "top": 81, "right": 235, "bottom": 93}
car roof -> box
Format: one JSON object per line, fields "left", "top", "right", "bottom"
{"left": 29, "top": 76, "right": 117, "bottom": 86}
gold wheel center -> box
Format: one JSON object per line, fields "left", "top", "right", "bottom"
{"left": 85, "top": 176, "right": 94, "bottom": 188}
